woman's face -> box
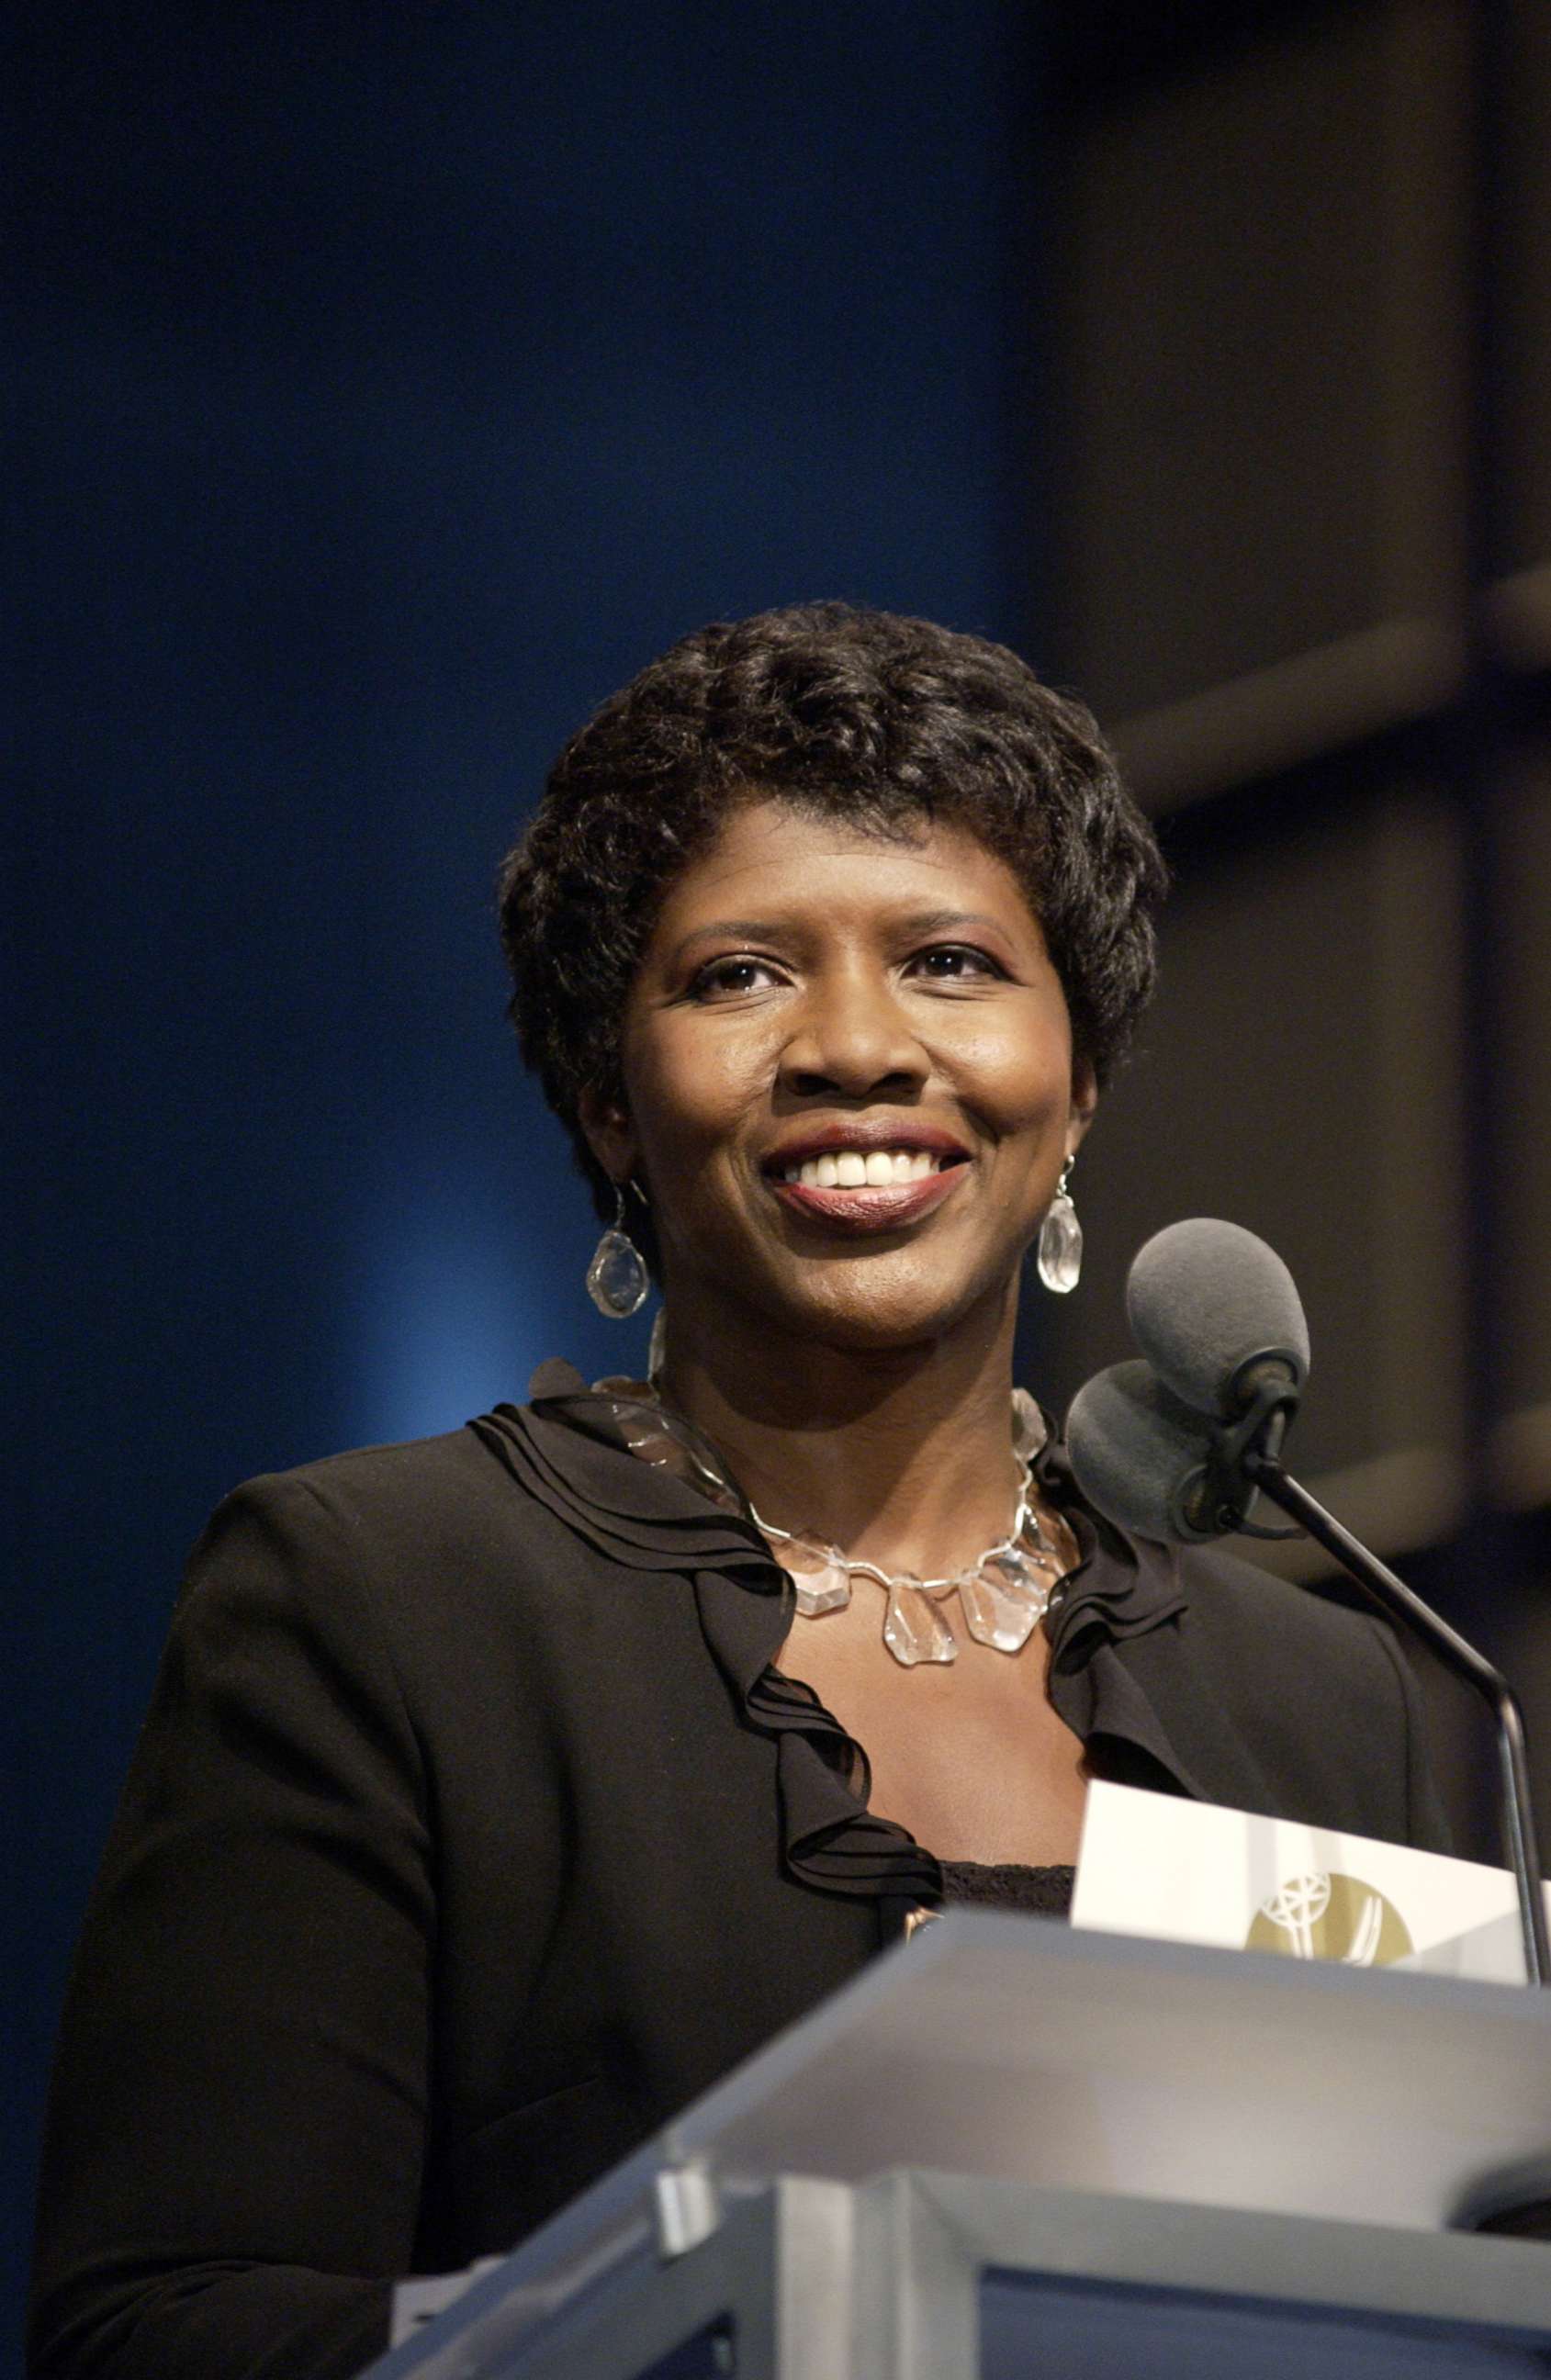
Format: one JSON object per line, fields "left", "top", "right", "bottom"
{"left": 584, "top": 797, "right": 1095, "bottom": 1359}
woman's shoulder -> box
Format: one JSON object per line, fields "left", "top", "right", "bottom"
{"left": 230, "top": 1415, "right": 523, "bottom": 1523}
{"left": 1048, "top": 1432, "right": 1399, "bottom": 1688}
{"left": 1161, "top": 1538, "right": 1423, "bottom": 1790}
{"left": 178, "top": 1404, "right": 590, "bottom": 1656}
{"left": 1096, "top": 1531, "right": 1446, "bottom": 1849}
{"left": 1174, "top": 1536, "right": 1399, "bottom": 1674}
{"left": 200, "top": 1413, "right": 541, "bottom": 1562}
{"left": 180, "top": 1371, "right": 751, "bottom": 1653}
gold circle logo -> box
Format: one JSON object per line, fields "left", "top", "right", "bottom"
{"left": 1245, "top": 1871, "right": 1413, "bottom": 1966}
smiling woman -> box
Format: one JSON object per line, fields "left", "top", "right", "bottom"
{"left": 30, "top": 605, "right": 1455, "bottom": 2380}
{"left": 587, "top": 804, "right": 1087, "bottom": 1355}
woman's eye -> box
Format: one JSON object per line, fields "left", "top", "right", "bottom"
{"left": 909, "top": 944, "right": 1003, "bottom": 982}
{"left": 689, "top": 955, "right": 784, "bottom": 1000}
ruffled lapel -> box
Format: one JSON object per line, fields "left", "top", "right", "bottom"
{"left": 472, "top": 1369, "right": 940, "bottom": 1909}
{"left": 474, "top": 1367, "right": 778, "bottom": 1577}
{"left": 1035, "top": 1435, "right": 1208, "bottom": 1799}
{"left": 476, "top": 1370, "right": 1217, "bottom": 1896}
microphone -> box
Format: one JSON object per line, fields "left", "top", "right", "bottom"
{"left": 1066, "top": 1219, "right": 1551, "bottom": 1989}
{"left": 1071, "top": 1220, "right": 1309, "bottom": 1542}
{"left": 1126, "top": 1218, "right": 1309, "bottom": 1418}
{"left": 1064, "top": 1359, "right": 1234, "bottom": 1544}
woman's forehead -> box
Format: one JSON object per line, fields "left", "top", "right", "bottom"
{"left": 648, "top": 796, "right": 1039, "bottom": 935}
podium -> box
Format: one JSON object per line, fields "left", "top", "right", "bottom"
{"left": 365, "top": 1913, "right": 1551, "bottom": 2378}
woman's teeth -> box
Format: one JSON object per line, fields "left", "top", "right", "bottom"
{"left": 781, "top": 1149, "right": 943, "bottom": 1188}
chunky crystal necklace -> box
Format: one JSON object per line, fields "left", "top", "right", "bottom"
{"left": 591, "top": 1372, "right": 1072, "bottom": 1668}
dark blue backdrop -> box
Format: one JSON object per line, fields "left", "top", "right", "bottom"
{"left": 9, "top": 6, "right": 1044, "bottom": 2370}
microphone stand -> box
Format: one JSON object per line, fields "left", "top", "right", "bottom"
{"left": 1244, "top": 1449, "right": 1551, "bottom": 1988}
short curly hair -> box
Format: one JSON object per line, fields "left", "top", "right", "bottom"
{"left": 500, "top": 601, "right": 1166, "bottom": 1227}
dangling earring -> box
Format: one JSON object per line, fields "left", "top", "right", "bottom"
{"left": 586, "top": 1181, "right": 651, "bottom": 1319}
{"left": 1036, "top": 1158, "right": 1083, "bottom": 1294}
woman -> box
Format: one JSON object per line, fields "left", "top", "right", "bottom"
{"left": 29, "top": 603, "right": 1449, "bottom": 2380}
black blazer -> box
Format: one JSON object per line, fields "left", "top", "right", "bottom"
{"left": 29, "top": 1371, "right": 1451, "bottom": 2380}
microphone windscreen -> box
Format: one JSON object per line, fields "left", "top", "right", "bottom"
{"left": 1065, "top": 1359, "right": 1222, "bottom": 1544}
{"left": 1126, "top": 1218, "right": 1309, "bottom": 1418}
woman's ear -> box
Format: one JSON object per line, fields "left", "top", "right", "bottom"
{"left": 1067, "top": 1057, "right": 1098, "bottom": 1157}
{"left": 577, "top": 1084, "right": 638, "bottom": 1189}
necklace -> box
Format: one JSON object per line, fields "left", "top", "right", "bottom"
{"left": 591, "top": 1375, "right": 1073, "bottom": 1668}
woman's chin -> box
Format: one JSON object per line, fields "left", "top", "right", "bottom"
{"left": 656, "top": 1218, "right": 1025, "bottom": 1363}
{"left": 741, "top": 1253, "right": 1016, "bottom": 1359}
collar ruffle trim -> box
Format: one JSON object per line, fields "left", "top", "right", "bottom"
{"left": 471, "top": 1362, "right": 1189, "bottom": 1907}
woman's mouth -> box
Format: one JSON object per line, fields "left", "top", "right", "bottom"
{"left": 764, "top": 1146, "right": 971, "bottom": 1234}
{"left": 780, "top": 1147, "right": 940, "bottom": 1189}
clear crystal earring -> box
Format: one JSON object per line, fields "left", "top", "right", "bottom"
{"left": 1035, "top": 1157, "right": 1083, "bottom": 1294}
{"left": 586, "top": 1181, "right": 651, "bottom": 1319}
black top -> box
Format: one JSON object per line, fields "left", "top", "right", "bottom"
{"left": 29, "top": 1367, "right": 1451, "bottom": 2380}
{"left": 939, "top": 1860, "right": 1076, "bottom": 1918}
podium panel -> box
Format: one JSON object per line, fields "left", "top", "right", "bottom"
{"left": 367, "top": 1916, "right": 1551, "bottom": 2380}
{"left": 979, "top": 2266, "right": 1550, "bottom": 2380}
{"left": 376, "top": 2172, "right": 1551, "bottom": 2380}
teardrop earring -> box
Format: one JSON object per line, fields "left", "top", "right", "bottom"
{"left": 586, "top": 1182, "right": 651, "bottom": 1319}
{"left": 1035, "top": 1158, "right": 1083, "bottom": 1294}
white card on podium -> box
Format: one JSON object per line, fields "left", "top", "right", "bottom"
{"left": 1072, "top": 1779, "right": 1550, "bottom": 1982}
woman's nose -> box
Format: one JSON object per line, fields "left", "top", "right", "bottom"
{"left": 778, "top": 969, "right": 928, "bottom": 1098}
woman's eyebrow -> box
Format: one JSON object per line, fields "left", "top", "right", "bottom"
{"left": 894, "top": 908, "right": 1017, "bottom": 938}
{"left": 667, "top": 907, "right": 1025, "bottom": 962}
{"left": 667, "top": 918, "right": 789, "bottom": 960}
